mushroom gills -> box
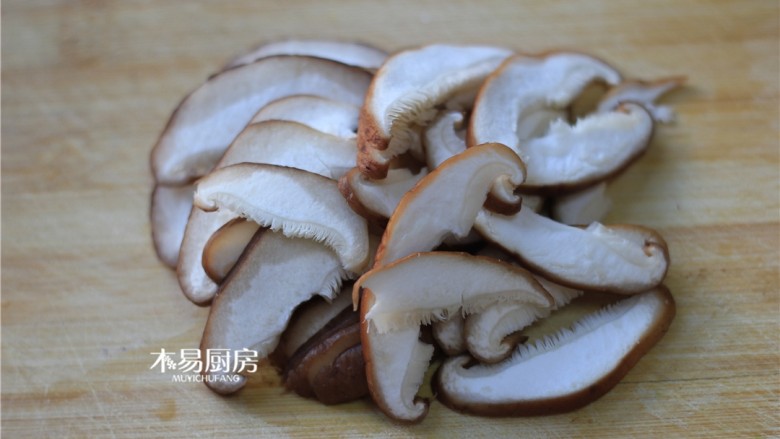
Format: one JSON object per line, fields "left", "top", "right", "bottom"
{"left": 435, "top": 286, "right": 676, "bottom": 416}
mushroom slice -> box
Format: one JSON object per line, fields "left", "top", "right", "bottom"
{"left": 194, "top": 163, "right": 370, "bottom": 273}
{"left": 272, "top": 286, "right": 354, "bottom": 367}
{"left": 338, "top": 167, "right": 428, "bottom": 220}
{"left": 469, "top": 52, "right": 621, "bottom": 148}
{"left": 356, "top": 252, "right": 553, "bottom": 422}
{"left": 435, "top": 286, "right": 676, "bottom": 416}
{"left": 372, "top": 142, "right": 526, "bottom": 269}
{"left": 224, "top": 39, "right": 387, "bottom": 71}
{"left": 201, "top": 229, "right": 350, "bottom": 394}
{"left": 552, "top": 182, "right": 613, "bottom": 225}
{"left": 474, "top": 207, "right": 669, "bottom": 294}
{"left": 465, "top": 277, "right": 583, "bottom": 364}
{"left": 202, "top": 219, "right": 261, "bottom": 283}
{"left": 597, "top": 76, "right": 686, "bottom": 123}
{"left": 311, "top": 343, "right": 368, "bottom": 405}
{"left": 177, "top": 209, "right": 236, "bottom": 305}
{"left": 150, "top": 184, "right": 195, "bottom": 268}
{"left": 357, "top": 44, "right": 512, "bottom": 178}
{"left": 250, "top": 95, "right": 360, "bottom": 139}
{"left": 432, "top": 314, "right": 466, "bottom": 356}
{"left": 177, "top": 122, "right": 359, "bottom": 303}
{"left": 151, "top": 56, "right": 371, "bottom": 184}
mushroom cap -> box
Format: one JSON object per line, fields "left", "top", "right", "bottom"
{"left": 194, "top": 163, "right": 370, "bottom": 273}
{"left": 357, "top": 44, "right": 512, "bottom": 178}
{"left": 435, "top": 286, "right": 676, "bottom": 416}
{"left": 151, "top": 56, "right": 371, "bottom": 184}
{"left": 202, "top": 219, "right": 261, "bottom": 283}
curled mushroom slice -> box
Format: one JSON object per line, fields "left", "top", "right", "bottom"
{"left": 424, "top": 111, "right": 467, "bottom": 169}
{"left": 224, "top": 39, "right": 387, "bottom": 71}
{"left": 373, "top": 142, "right": 526, "bottom": 269}
{"left": 474, "top": 207, "right": 669, "bottom": 294}
{"left": 151, "top": 56, "right": 371, "bottom": 184}
{"left": 339, "top": 167, "right": 428, "bottom": 220}
{"left": 435, "top": 286, "right": 675, "bottom": 417}
{"left": 202, "top": 219, "right": 261, "bottom": 283}
{"left": 597, "top": 76, "right": 686, "bottom": 123}
{"left": 150, "top": 184, "right": 195, "bottom": 268}
{"left": 357, "top": 44, "right": 512, "bottom": 178}
{"left": 551, "top": 182, "right": 613, "bottom": 225}
{"left": 194, "top": 163, "right": 370, "bottom": 273}
{"left": 469, "top": 52, "right": 621, "bottom": 149}
{"left": 465, "top": 277, "right": 583, "bottom": 364}
{"left": 201, "top": 229, "right": 350, "bottom": 394}
{"left": 356, "top": 252, "right": 552, "bottom": 422}
{"left": 250, "top": 95, "right": 360, "bottom": 139}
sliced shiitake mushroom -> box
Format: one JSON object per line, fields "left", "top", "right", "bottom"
{"left": 178, "top": 121, "right": 360, "bottom": 303}
{"left": 356, "top": 252, "right": 553, "bottom": 422}
{"left": 202, "top": 218, "right": 261, "bottom": 283}
{"left": 372, "top": 142, "right": 526, "bottom": 269}
{"left": 435, "top": 286, "right": 675, "bottom": 417}
{"left": 475, "top": 207, "right": 669, "bottom": 294}
{"left": 201, "top": 228, "right": 350, "bottom": 394}
{"left": 151, "top": 56, "right": 371, "bottom": 185}
{"left": 357, "top": 44, "right": 512, "bottom": 178}
{"left": 551, "top": 182, "right": 613, "bottom": 226}
{"left": 249, "top": 95, "right": 360, "bottom": 139}
{"left": 432, "top": 313, "right": 467, "bottom": 356}
{"left": 224, "top": 39, "right": 387, "bottom": 71}
{"left": 150, "top": 184, "right": 194, "bottom": 268}
{"left": 194, "top": 163, "right": 370, "bottom": 273}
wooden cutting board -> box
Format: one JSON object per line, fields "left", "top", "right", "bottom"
{"left": 2, "top": 0, "right": 778, "bottom": 437}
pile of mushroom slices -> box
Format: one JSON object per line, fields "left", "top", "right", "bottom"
{"left": 150, "top": 41, "right": 683, "bottom": 423}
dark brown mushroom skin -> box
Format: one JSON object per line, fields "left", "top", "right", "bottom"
{"left": 311, "top": 344, "right": 368, "bottom": 405}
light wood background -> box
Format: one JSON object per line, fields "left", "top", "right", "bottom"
{"left": 2, "top": 0, "right": 778, "bottom": 437}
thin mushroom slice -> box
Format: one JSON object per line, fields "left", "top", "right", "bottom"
{"left": 357, "top": 44, "right": 512, "bottom": 178}
{"left": 339, "top": 167, "right": 428, "bottom": 220}
{"left": 194, "top": 163, "right": 370, "bottom": 273}
{"left": 424, "top": 111, "right": 467, "bottom": 169}
{"left": 224, "top": 39, "right": 387, "bottom": 71}
{"left": 474, "top": 207, "right": 669, "bottom": 294}
{"left": 469, "top": 52, "right": 622, "bottom": 149}
{"left": 177, "top": 209, "right": 236, "bottom": 305}
{"left": 150, "top": 184, "right": 195, "bottom": 268}
{"left": 597, "top": 76, "right": 686, "bottom": 123}
{"left": 201, "top": 229, "right": 350, "bottom": 394}
{"left": 465, "top": 277, "right": 583, "bottom": 364}
{"left": 513, "top": 103, "right": 654, "bottom": 193}
{"left": 202, "top": 219, "right": 261, "bottom": 283}
{"left": 372, "top": 142, "right": 526, "bottom": 270}
{"left": 435, "top": 286, "right": 676, "bottom": 417}
{"left": 178, "top": 121, "right": 360, "bottom": 303}
{"left": 151, "top": 56, "right": 371, "bottom": 184}
{"left": 250, "top": 95, "right": 360, "bottom": 139}
{"left": 356, "top": 252, "right": 553, "bottom": 422}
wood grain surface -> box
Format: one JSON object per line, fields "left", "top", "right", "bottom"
{"left": 2, "top": 0, "right": 778, "bottom": 437}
